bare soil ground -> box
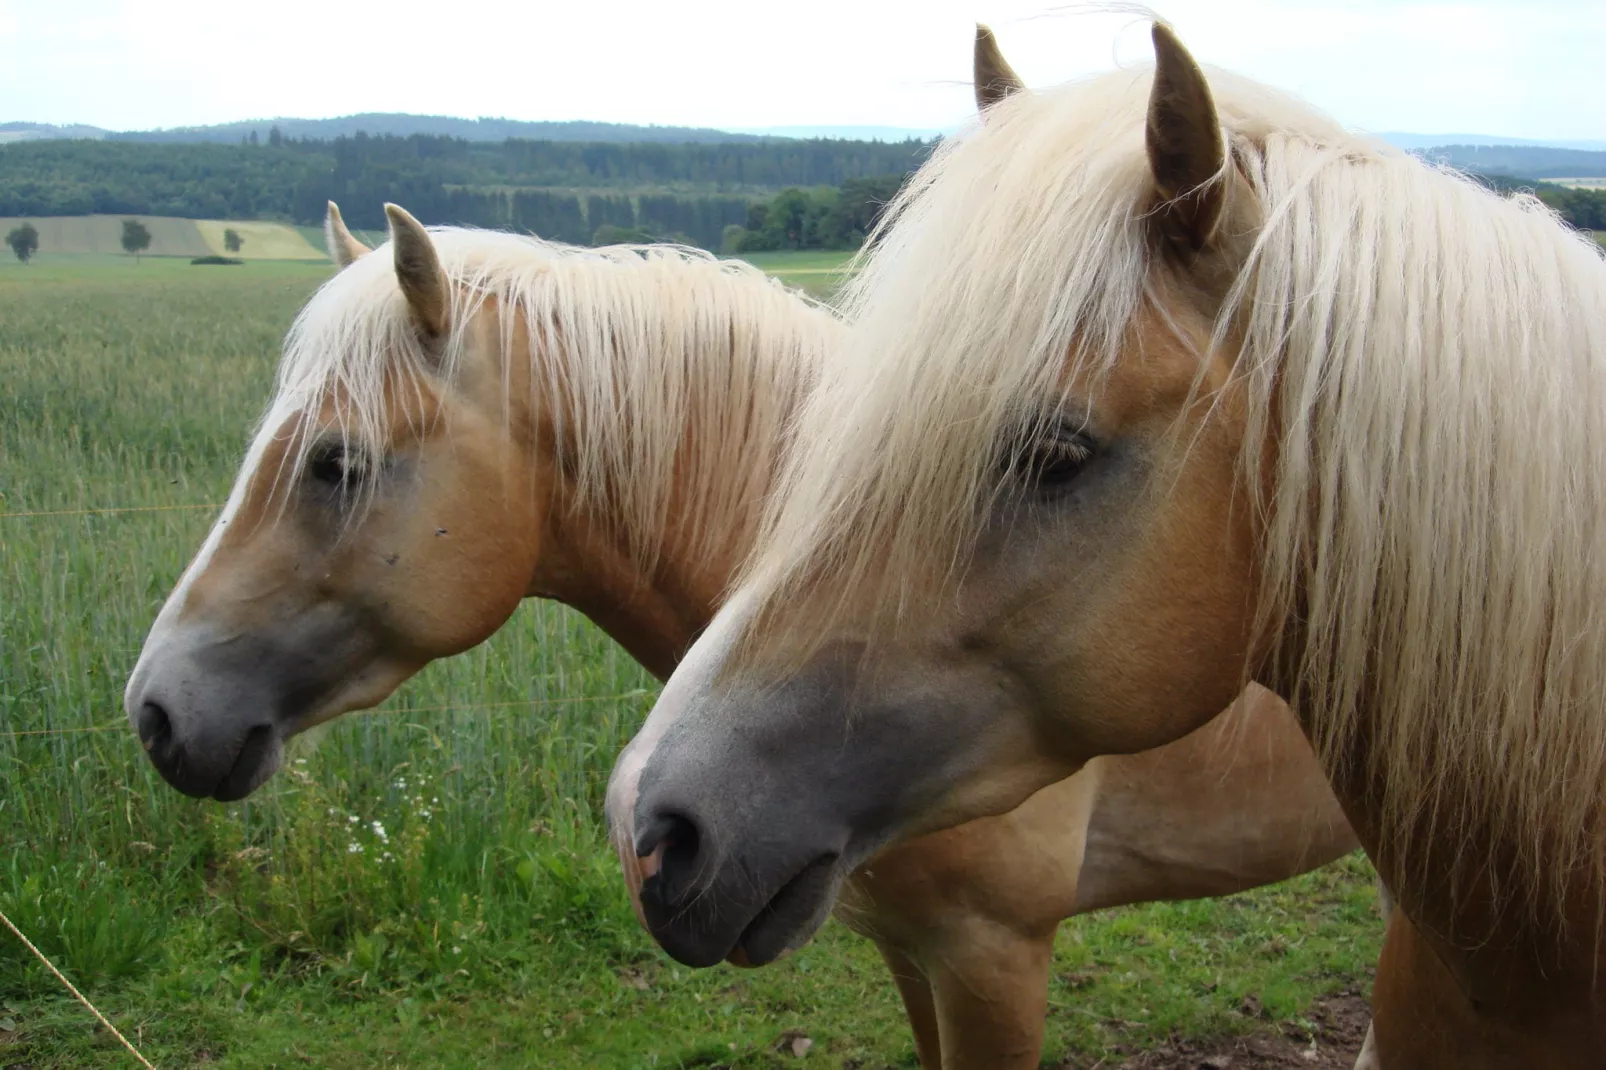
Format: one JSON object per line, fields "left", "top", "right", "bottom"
{"left": 1057, "top": 989, "right": 1372, "bottom": 1070}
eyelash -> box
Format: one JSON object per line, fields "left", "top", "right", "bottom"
{"left": 1015, "top": 427, "right": 1095, "bottom": 493}
{"left": 306, "top": 444, "right": 367, "bottom": 490}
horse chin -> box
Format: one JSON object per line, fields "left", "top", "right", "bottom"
{"left": 211, "top": 726, "right": 285, "bottom": 802}
{"left": 634, "top": 847, "right": 846, "bottom": 969}
{"left": 727, "top": 853, "right": 844, "bottom": 967}
{"left": 209, "top": 674, "right": 406, "bottom": 801}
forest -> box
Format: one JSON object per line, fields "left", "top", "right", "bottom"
{"left": 2, "top": 131, "right": 1603, "bottom": 254}
{"left": 0, "top": 134, "right": 929, "bottom": 250}
{"left": 1476, "top": 172, "right": 1606, "bottom": 230}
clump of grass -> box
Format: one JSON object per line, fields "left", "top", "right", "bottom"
{"left": 0, "top": 853, "right": 172, "bottom": 995}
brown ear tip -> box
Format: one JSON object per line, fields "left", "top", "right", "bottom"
{"left": 384, "top": 203, "right": 425, "bottom": 236}
{"left": 976, "top": 22, "right": 993, "bottom": 40}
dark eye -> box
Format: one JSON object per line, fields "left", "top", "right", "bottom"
{"left": 306, "top": 443, "right": 366, "bottom": 490}
{"left": 1017, "top": 426, "right": 1095, "bottom": 492}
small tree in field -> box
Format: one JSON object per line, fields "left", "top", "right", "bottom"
{"left": 223, "top": 228, "right": 244, "bottom": 254}
{"left": 7, "top": 223, "right": 39, "bottom": 264}
{"left": 121, "top": 219, "right": 152, "bottom": 262}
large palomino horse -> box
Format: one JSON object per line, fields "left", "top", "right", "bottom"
{"left": 124, "top": 198, "right": 1354, "bottom": 1068}
{"left": 608, "top": 21, "right": 1606, "bottom": 1068}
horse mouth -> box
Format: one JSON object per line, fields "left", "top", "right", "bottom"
{"left": 212, "top": 724, "right": 283, "bottom": 801}
{"left": 141, "top": 716, "right": 283, "bottom": 802}
{"left": 135, "top": 696, "right": 284, "bottom": 802}
{"left": 726, "top": 853, "right": 841, "bottom": 967}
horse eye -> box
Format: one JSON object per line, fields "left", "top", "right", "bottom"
{"left": 306, "top": 444, "right": 364, "bottom": 489}
{"left": 1019, "top": 428, "right": 1094, "bottom": 492}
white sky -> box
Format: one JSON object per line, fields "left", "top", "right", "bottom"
{"left": 2, "top": 0, "right": 1602, "bottom": 140}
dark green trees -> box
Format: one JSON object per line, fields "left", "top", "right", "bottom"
{"left": 7, "top": 222, "right": 38, "bottom": 263}
{"left": 121, "top": 219, "right": 152, "bottom": 261}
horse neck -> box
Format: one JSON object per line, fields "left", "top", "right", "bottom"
{"left": 1300, "top": 678, "right": 1606, "bottom": 1034}
{"left": 529, "top": 491, "right": 754, "bottom": 682}
{"left": 509, "top": 284, "right": 800, "bottom": 682}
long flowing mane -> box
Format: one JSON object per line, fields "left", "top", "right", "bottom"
{"left": 262, "top": 229, "right": 840, "bottom": 563}
{"left": 738, "top": 61, "right": 1606, "bottom": 913}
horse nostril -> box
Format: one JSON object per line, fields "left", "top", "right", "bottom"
{"left": 635, "top": 810, "right": 703, "bottom": 900}
{"left": 136, "top": 700, "right": 174, "bottom": 754}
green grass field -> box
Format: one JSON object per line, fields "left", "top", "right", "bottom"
{"left": 0, "top": 252, "right": 1380, "bottom": 1068}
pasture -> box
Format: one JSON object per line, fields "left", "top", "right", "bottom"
{"left": 0, "top": 252, "right": 1380, "bottom": 1068}
{"left": 0, "top": 216, "right": 324, "bottom": 261}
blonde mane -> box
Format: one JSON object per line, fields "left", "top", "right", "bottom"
{"left": 739, "top": 61, "right": 1606, "bottom": 913}
{"left": 262, "top": 228, "right": 840, "bottom": 564}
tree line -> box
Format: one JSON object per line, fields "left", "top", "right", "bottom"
{"left": 1537, "top": 184, "right": 1606, "bottom": 230}
{"left": 0, "top": 133, "right": 930, "bottom": 237}
{"left": 4, "top": 132, "right": 1601, "bottom": 257}
{"left": 1474, "top": 173, "right": 1606, "bottom": 231}
{"left": 723, "top": 176, "right": 905, "bottom": 252}
{"left": 414, "top": 189, "right": 755, "bottom": 250}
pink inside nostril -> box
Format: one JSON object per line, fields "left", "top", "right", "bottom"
{"left": 637, "top": 840, "right": 666, "bottom": 881}
{"left": 632, "top": 811, "right": 697, "bottom": 885}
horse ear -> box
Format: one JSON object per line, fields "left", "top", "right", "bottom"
{"left": 974, "top": 24, "right": 1024, "bottom": 113}
{"left": 384, "top": 203, "right": 449, "bottom": 340}
{"left": 324, "top": 201, "right": 371, "bottom": 269}
{"left": 1145, "top": 23, "right": 1226, "bottom": 252}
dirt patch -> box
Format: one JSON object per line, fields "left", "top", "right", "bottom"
{"left": 1057, "top": 989, "right": 1372, "bottom": 1070}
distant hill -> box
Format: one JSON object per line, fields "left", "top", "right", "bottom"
{"left": 735, "top": 125, "right": 944, "bottom": 142}
{"left": 3, "top": 115, "right": 774, "bottom": 145}
{"left": 1380, "top": 133, "right": 1606, "bottom": 152}
{"left": 1406, "top": 144, "right": 1606, "bottom": 180}
{"left": 2, "top": 116, "right": 946, "bottom": 147}
{"left": 14, "top": 115, "right": 1606, "bottom": 154}
{"left": 107, "top": 114, "right": 774, "bottom": 145}
{"left": 0, "top": 121, "right": 112, "bottom": 143}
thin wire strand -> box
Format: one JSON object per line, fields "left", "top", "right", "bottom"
{"left": 0, "top": 906, "right": 157, "bottom": 1069}
{"left": 0, "top": 503, "right": 220, "bottom": 521}
{"left": 0, "top": 691, "right": 653, "bottom": 741}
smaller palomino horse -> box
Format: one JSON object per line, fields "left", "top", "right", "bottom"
{"left": 608, "top": 19, "right": 1606, "bottom": 1069}
{"left": 125, "top": 192, "right": 1355, "bottom": 1067}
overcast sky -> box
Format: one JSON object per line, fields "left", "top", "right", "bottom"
{"left": 2, "top": 0, "right": 1602, "bottom": 140}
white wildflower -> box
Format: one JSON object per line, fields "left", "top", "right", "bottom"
{"left": 347, "top": 842, "right": 363, "bottom": 854}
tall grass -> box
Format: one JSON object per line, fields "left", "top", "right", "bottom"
{"left": 0, "top": 258, "right": 657, "bottom": 988}
{"left": 0, "top": 256, "right": 1380, "bottom": 1068}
